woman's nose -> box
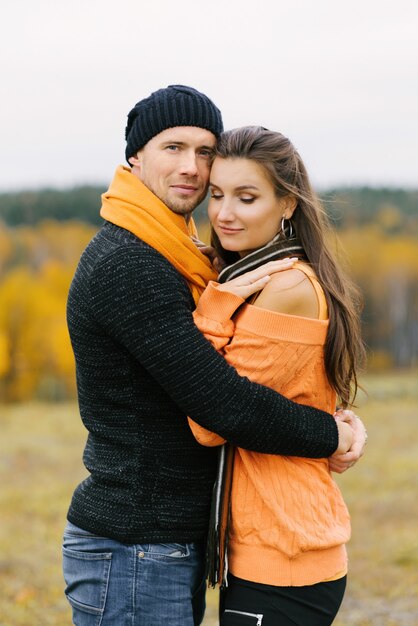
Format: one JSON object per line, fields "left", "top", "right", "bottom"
{"left": 217, "top": 200, "right": 235, "bottom": 221}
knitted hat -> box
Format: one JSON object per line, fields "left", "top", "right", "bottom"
{"left": 125, "top": 85, "right": 223, "bottom": 162}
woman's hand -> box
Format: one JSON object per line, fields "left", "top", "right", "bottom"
{"left": 216, "top": 259, "right": 298, "bottom": 299}
{"left": 334, "top": 419, "right": 354, "bottom": 456}
{"left": 329, "top": 409, "right": 368, "bottom": 474}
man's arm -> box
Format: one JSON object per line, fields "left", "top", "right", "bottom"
{"left": 89, "top": 242, "right": 340, "bottom": 458}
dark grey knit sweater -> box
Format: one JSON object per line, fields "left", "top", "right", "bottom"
{"left": 66, "top": 222, "right": 339, "bottom": 544}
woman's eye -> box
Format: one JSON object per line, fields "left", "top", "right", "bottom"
{"left": 210, "top": 193, "right": 223, "bottom": 200}
{"left": 240, "top": 197, "right": 255, "bottom": 204}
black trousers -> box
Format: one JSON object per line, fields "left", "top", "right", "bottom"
{"left": 219, "top": 573, "right": 347, "bottom": 626}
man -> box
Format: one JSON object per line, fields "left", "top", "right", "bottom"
{"left": 63, "top": 85, "right": 364, "bottom": 625}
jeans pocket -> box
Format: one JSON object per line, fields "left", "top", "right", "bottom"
{"left": 143, "top": 542, "right": 191, "bottom": 560}
{"left": 221, "top": 609, "right": 264, "bottom": 625}
{"left": 62, "top": 546, "right": 112, "bottom": 625}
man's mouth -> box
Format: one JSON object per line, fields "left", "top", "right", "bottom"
{"left": 171, "top": 184, "right": 199, "bottom": 196}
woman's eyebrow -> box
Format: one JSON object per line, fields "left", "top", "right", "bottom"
{"left": 209, "top": 183, "right": 260, "bottom": 191}
{"left": 235, "top": 185, "right": 259, "bottom": 191}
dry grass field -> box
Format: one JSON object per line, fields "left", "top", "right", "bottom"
{"left": 0, "top": 370, "right": 417, "bottom": 625}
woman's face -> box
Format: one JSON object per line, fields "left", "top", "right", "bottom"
{"left": 208, "top": 157, "right": 293, "bottom": 257}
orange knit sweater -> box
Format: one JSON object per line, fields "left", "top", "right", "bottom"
{"left": 189, "top": 264, "right": 350, "bottom": 587}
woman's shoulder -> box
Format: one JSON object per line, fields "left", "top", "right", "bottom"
{"left": 252, "top": 263, "right": 321, "bottom": 319}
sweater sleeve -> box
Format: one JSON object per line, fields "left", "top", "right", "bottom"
{"left": 89, "top": 243, "right": 339, "bottom": 458}
{"left": 192, "top": 281, "right": 244, "bottom": 350}
{"left": 187, "top": 417, "right": 226, "bottom": 446}
{"left": 188, "top": 282, "right": 245, "bottom": 446}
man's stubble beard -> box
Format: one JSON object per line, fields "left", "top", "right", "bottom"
{"left": 160, "top": 189, "right": 208, "bottom": 217}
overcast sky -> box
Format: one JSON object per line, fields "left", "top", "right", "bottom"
{"left": 2, "top": 0, "right": 418, "bottom": 191}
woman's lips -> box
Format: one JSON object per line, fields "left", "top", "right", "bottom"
{"left": 218, "top": 226, "right": 244, "bottom": 234}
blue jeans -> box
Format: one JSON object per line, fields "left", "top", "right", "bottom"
{"left": 62, "top": 521, "right": 206, "bottom": 625}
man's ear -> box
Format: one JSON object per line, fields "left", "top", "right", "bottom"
{"left": 128, "top": 152, "right": 141, "bottom": 167}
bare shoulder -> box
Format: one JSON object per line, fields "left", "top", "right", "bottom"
{"left": 252, "top": 268, "right": 319, "bottom": 318}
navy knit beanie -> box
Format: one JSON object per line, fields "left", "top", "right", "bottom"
{"left": 125, "top": 85, "right": 223, "bottom": 162}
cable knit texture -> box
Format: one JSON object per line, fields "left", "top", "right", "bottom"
{"left": 189, "top": 267, "right": 350, "bottom": 586}
{"left": 66, "top": 222, "right": 339, "bottom": 545}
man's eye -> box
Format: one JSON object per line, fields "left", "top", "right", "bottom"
{"left": 199, "top": 149, "right": 213, "bottom": 158}
{"left": 166, "top": 145, "right": 179, "bottom": 151}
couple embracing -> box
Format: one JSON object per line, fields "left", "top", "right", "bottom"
{"left": 63, "top": 84, "right": 366, "bottom": 626}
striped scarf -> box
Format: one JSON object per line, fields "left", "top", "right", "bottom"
{"left": 218, "top": 234, "right": 304, "bottom": 283}
{"left": 206, "top": 233, "right": 306, "bottom": 589}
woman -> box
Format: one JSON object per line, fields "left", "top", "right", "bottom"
{"left": 189, "top": 126, "right": 366, "bottom": 625}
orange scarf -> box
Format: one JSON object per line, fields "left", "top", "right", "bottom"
{"left": 100, "top": 166, "right": 217, "bottom": 304}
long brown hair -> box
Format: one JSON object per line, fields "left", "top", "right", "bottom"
{"left": 211, "top": 126, "right": 365, "bottom": 407}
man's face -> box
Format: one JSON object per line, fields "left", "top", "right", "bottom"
{"left": 129, "top": 126, "right": 216, "bottom": 216}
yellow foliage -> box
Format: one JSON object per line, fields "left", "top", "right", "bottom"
{"left": 0, "top": 221, "right": 96, "bottom": 401}
{"left": 0, "top": 217, "right": 416, "bottom": 401}
{"left": 339, "top": 226, "right": 418, "bottom": 282}
{"left": 0, "top": 331, "right": 10, "bottom": 377}
{"left": 366, "top": 350, "right": 394, "bottom": 371}
{"left": 376, "top": 204, "right": 402, "bottom": 230}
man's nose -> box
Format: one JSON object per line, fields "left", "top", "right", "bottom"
{"left": 179, "top": 151, "right": 199, "bottom": 176}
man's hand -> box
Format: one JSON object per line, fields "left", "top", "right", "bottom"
{"left": 329, "top": 409, "right": 367, "bottom": 474}
{"left": 191, "top": 236, "right": 226, "bottom": 273}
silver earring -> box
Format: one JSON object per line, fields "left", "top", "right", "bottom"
{"left": 280, "top": 216, "right": 294, "bottom": 239}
